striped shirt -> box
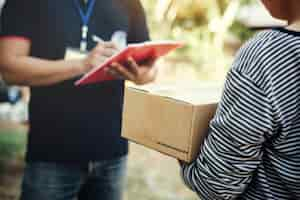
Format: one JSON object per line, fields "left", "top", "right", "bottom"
{"left": 181, "top": 28, "right": 300, "bottom": 200}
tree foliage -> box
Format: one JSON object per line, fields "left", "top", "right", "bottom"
{"left": 142, "top": 0, "right": 256, "bottom": 79}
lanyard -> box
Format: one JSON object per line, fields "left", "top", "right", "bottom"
{"left": 74, "top": 0, "right": 96, "bottom": 51}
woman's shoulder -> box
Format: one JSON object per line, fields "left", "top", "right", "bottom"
{"left": 232, "top": 29, "right": 299, "bottom": 72}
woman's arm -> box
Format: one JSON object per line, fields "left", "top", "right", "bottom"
{"left": 180, "top": 69, "right": 274, "bottom": 199}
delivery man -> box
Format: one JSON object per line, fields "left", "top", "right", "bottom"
{"left": 0, "top": 0, "right": 157, "bottom": 199}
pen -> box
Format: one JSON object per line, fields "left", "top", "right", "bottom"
{"left": 93, "top": 32, "right": 127, "bottom": 49}
{"left": 92, "top": 35, "right": 105, "bottom": 43}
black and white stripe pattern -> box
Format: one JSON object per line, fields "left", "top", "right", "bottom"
{"left": 181, "top": 28, "right": 300, "bottom": 200}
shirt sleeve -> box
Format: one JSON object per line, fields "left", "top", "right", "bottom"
{"left": 0, "top": 0, "right": 34, "bottom": 39}
{"left": 181, "top": 69, "right": 274, "bottom": 199}
{"left": 127, "top": 0, "right": 150, "bottom": 43}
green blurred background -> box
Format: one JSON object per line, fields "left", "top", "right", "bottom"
{"left": 142, "top": 0, "right": 255, "bottom": 82}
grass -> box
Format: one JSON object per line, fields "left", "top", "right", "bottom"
{"left": 0, "top": 129, "right": 27, "bottom": 161}
{"left": 0, "top": 124, "right": 27, "bottom": 200}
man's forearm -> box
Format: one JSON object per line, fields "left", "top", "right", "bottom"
{"left": 0, "top": 55, "right": 86, "bottom": 86}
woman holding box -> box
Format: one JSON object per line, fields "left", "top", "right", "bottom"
{"left": 181, "top": 0, "right": 300, "bottom": 199}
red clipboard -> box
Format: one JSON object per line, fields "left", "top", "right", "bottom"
{"left": 75, "top": 41, "right": 184, "bottom": 86}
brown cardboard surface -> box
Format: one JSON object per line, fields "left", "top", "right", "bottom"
{"left": 188, "top": 104, "right": 218, "bottom": 161}
{"left": 122, "top": 84, "right": 221, "bottom": 162}
{"left": 132, "top": 84, "right": 221, "bottom": 104}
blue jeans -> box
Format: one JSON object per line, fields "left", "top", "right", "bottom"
{"left": 20, "top": 156, "right": 127, "bottom": 200}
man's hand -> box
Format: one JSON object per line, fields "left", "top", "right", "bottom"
{"left": 81, "top": 42, "right": 119, "bottom": 74}
{"left": 108, "top": 57, "right": 158, "bottom": 85}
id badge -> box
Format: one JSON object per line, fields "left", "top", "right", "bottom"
{"left": 64, "top": 47, "right": 87, "bottom": 60}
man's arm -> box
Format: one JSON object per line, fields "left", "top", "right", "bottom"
{"left": 180, "top": 69, "right": 274, "bottom": 199}
{"left": 0, "top": 38, "right": 117, "bottom": 86}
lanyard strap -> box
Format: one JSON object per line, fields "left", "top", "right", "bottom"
{"left": 74, "top": 0, "right": 96, "bottom": 27}
{"left": 74, "top": 0, "right": 96, "bottom": 51}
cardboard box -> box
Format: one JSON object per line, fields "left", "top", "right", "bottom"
{"left": 122, "top": 84, "right": 222, "bottom": 162}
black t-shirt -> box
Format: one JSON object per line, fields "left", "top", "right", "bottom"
{"left": 1, "top": 0, "right": 149, "bottom": 162}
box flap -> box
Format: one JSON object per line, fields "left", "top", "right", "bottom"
{"left": 127, "top": 83, "right": 222, "bottom": 105}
